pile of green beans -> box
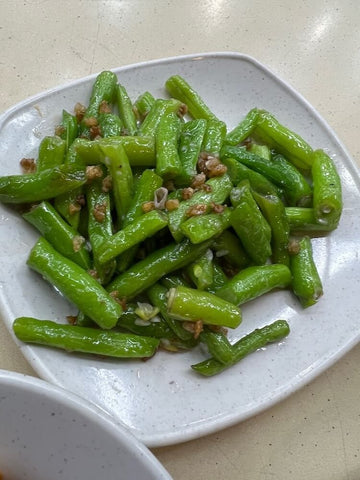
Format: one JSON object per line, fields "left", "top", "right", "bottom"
{"left": 2, "top": 71, "right": 342, "bottom": 376}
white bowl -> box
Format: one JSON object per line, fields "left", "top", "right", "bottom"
{"left": 0, "top": 369, "right": 172, "bottom": 480}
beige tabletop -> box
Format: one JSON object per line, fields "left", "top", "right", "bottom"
{"left": 1, "top": 1, "right": 360, "bottom": 479}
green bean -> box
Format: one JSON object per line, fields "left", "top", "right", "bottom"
{"left": 215, "top": 264, "right": 292, "bottom": 306}
{"left": 107, "top": 239, "right": 212, "bottom": 300}
{"left": 53, "top": 186, "right": 83, "bottom": 230}
{"left": 58, "top": 110, "right": 78, "bottom": 151}
{"left": 37, "top": 136, "right": 66, "bottom": 172}
{"left": 23, "top": 201, "right": 91, "bottom": 270}
{"left": 167, "top": 285, "right": 242, "bottom": 329}
{"left": 0, "top": 164, "right": 88, "bottom": 204}
{"left": 82, "top": 70, "right": 118, "bottom": 121}
{"left": 221, "top": 145, "right": 312, "bottom": 207}
{"left": 207, "top": 262, "right": 228, "bottom": 293}
{"left": 98, "top": 112, "right": 123, "bottom": 137}
{"left": 191, "top": 320, "right": 290, "bottom": 376}
{"left": 147, "top": 283, "right": 195, "bottom": 342}
{"left": 285, "top": 207, "right": 336, "bottom": 233}
{"left": 75, "top": 136, "right": 156, "bottom": 167}
{"left": 311, "top": 149, "right": 342, "bottom": 229}
{"left": 252, "top": 192, "right": 290, "bottom": 266}
{"left": 155, "top": 112, "right": 182, "bottom": 180}
{"left": 225, "top": 108, "right": 259, "bottom": 146}
{"left": 97, "top": 210, "right": 168, "bottom": 264}
{"left": 201, "top": 118, "right": 227, "bottom": 157}
{"left": 116, "top": 84, "right": 138, "bottom": 136}
{"left": 248, "top": 143, "right": 271, "bottom": 160}
{"left": 222, "top": 156, "right": 281, "bottom": 196}
{"left": 168, "top": 173, "right": 233, "bottom": 241}
{"left": 102, "top": 143, "right": 134, "bottom": 226}
{"left": 116, "top": 169, "right": 163, "bottom": 272}
{"left": 199, "top": 330, "right": 233, "bottom": 364}
{"left": 253, "top": 109, "right": 313, "bottom": 170}
{"left": 180, "top": 208, "right": 232, "bottom": 244}
{"left": 185, "top": 249, "right": 214, "bottom": 290}
{"left": 176, "top": 119, "right": 207, "bottom": 186}
{"left": 289, "top": 236, "right": 323, "bottom": 308}
{"left": 230, "top": 181, "right": 272, "bottom": 265}
{"left": 212, "top": 230, "right": 250, "bottom": 270}
{"left": 134, "top": 91, "right": 155, "bottom": 120}
{"left": 13, "top": 317, "right": 159, "bottom": 358}
{"left": 86, "top": 174, "right": 116, "bottom": 284}
{"left": 27, "top": 237, "right": 122, "bottom": 329}
{"left": 165, "top": 75, "right": 219, "bottom": 121}
{"left": 138, "top": 99, "right": 184, "bottom": 137}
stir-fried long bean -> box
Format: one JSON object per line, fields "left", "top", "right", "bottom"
{"left": 0, "top": 70, "right": 342, "bottom": 376}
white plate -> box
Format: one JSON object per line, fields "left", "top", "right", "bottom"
{"left": 0, "top": 52, "right": 359, "bottom": 447}
{"left": 0, "top": 369, "right": 172, "bottom": 479}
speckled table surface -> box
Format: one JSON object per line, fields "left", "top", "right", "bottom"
{"left": 1, "top": 1, "right": 360, "bottom": 478}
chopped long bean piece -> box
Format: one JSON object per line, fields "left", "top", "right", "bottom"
{"left": 215, "top": 264, "right": 292, "bottom": 306}
{"left": 225, "top": 108, "right": 259, "bottom": 146}
{"left": 192, "top": 320, "right": 290, "bottom": 376}
{"left": 116, "top": 84, "right": 138, "bottom": 136}
{"left": 27, "top": 237, "right": 122, "bottom": 329}
{"left": 167, "top": 285, "right": 242, "bottom": 329}
{"left": 13, "top": 317, "right": 159, "bottom": 358}
{"left": 23, "top": 201, "right": 91, "bottom": 270}
{"left": 107, "top": 239, "right": 212, "bottom": 300}
{"left": 311, "top": 149, "right": 342, "bottom": 229}
{"left": 289, "top": 236, "right": 323, "bottom": 307}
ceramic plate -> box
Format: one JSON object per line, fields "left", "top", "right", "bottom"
{"left": 0, "top": 369, "right": 171, "bottom": 479}
{"left": 0, "top": 52, "right": 359, "bottom": 447}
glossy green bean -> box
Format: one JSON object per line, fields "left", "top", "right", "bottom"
{"left": 199, "top": 330, "right": 233, "bottom": 364}
{"left": 134, "top": 91, "right": 155, "bottom": 120}
{"left": 116, "top": 84, "right": 138, "bottom": 136}
{"left": 185, "top": 249, "right": 214, "bottom": 290}
{"left": 23, "top": 201, "right": 91, "bottom": 270}
{"left": 167, "top": 285, "right": 242, "bottom": 328}
{"left": 155, "top": 112, "right": 183, "bottom": 180}
{"left": 165, "top": 75, "right": 219, "bottom": 121}
{"left": 285, "top": 207, "right": 336, "bottom": 233}
{"left": 102, "top": 143, "right": 134, "bottom": 225}
{"left": 222, "top": 156, "right": 281, "bottom": 196}
{"left": 311, "top": 149, "right": 342, "bottom": 229}
{"left": 225, "top": 108, "right": 259, "bottom": 146}
{"left": 147, "top": 283, "right": 195, "bottom": 342}
{"left": 0, "top": 164, "right": 87, "bottom": 204}
{"left": 98, "top": 113, "right": 123, "bottom": 137}
{"left": 201, "top": 118, "right": 227, "bottom": 157}
{"left": 116, "top": 169, "right": 163, "bottom": 272}
{"left": 82, "top": 70, "right": 118, "bottom": 120}
{"left": 230, "top": 181, "right": 272, "bottom": 265}
{"left": 253, "top": 109, "right": 313, "bottom": 170}
{"left": 180, "top": 208, "right": 232, "bottom": 244}
{"left": 253, "top": 192, "right": 290, "bottom": 265}
{"left": 215, "top": 264, "right": 292, "bottom": 306}
{"left": 75, "top": 136, "right": 156, "bottom": 167}
{"left": 107, "top": 239, "right": 212, "bottom": 300}
{"left": 58, "top": 110, "right": 78, "bottom": 151}
{"left": 191, "top": 320, "right": 290, "bottom": 376}
{"left": 116, "top": 306, "right": 175, "bottom": 339}
{"left": 289, "top": 236, "right": 323, "bottom": 308}
{"left": 97, "top": 210, "right": 168, "bottom": 264}
{"left": 27, "top": 237, "right": 122, "bottom": 329}
{"left": 37, "top": 136, "right": 66, "bottom": 172}
{"left": 13, "top": 317, "right": 159, "bottom": 358}
{"left": 221, "top": 145, "right": 312, "bottom": 207}
{"left": 176, "top": 118, "right": 207, "bottom": 186}
{"left": 138, "top": 99, "right": 183, "bottom": 137}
